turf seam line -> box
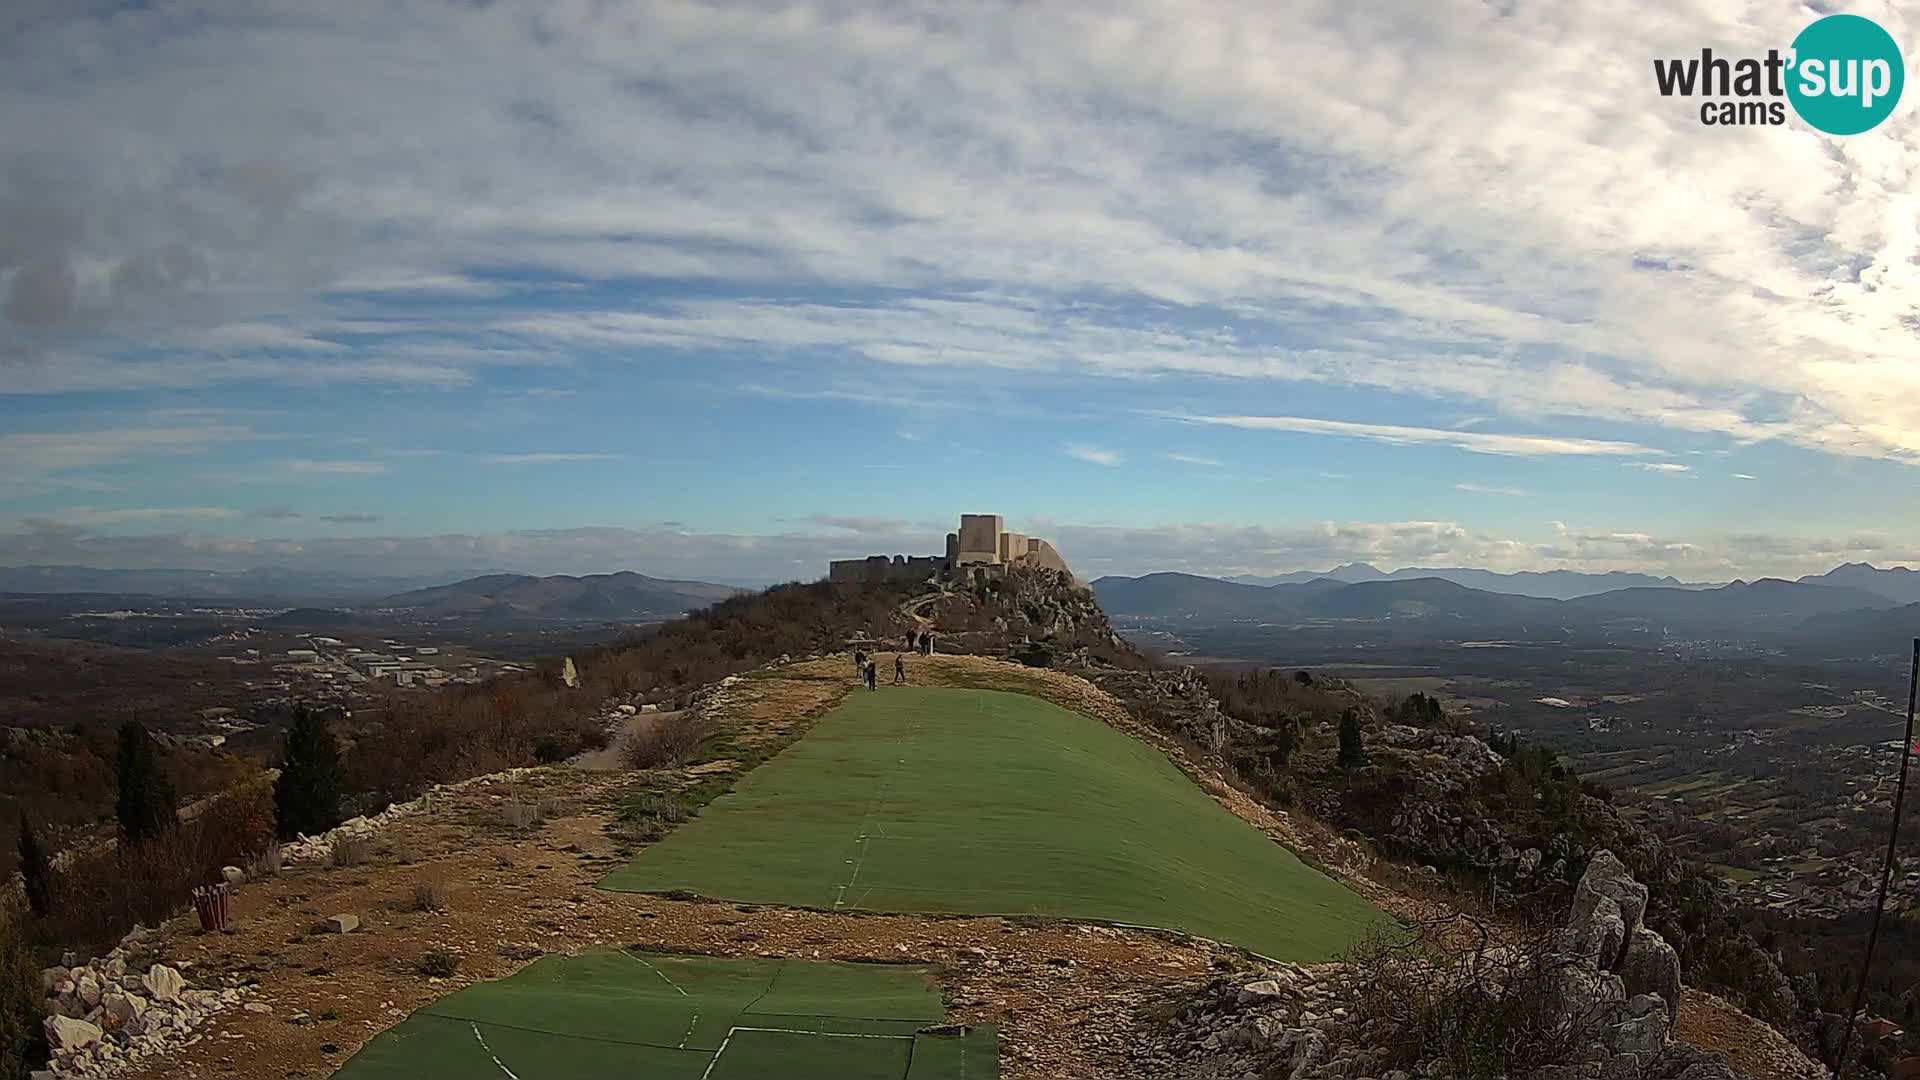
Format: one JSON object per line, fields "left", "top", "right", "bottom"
{"left": 422, "top": 1013, "right": 702, "bottom": 1053}
{"left": 624, "top": 951, "right": 692, "bottom": 997}
{"left": 469, "top": 1022, "right": 522, "bottom": 1080}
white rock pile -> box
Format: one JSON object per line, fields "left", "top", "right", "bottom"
{"left": 281, "top": 763, "right": 563, "bottom": 863}
{"left": 38, "top": 927, "right": 252, "bottom": 1080}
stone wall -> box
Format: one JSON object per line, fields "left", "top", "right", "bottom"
{"left": 828, "top": 554, "right": 943, "bottom": 584}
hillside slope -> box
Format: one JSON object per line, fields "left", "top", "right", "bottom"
{"left": 377, "top": 571, "right": 741, "bottom": 619}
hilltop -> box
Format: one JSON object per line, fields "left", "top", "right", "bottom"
{"left": 5, "top": 567, "right": 1828, "bottom": 1080}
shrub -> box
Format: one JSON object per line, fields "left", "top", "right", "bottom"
{"left": 417, "top": 948, "right": 460, "bottom": 978}
{"left": 0, "top": 915, "right": 46, "bottom": 1080}
{"left": 411, "top": 881, "right": 449, "bottom": 912}
{"left": 275, "top": 707, "right": 343, "bottom": 840}
{"left": 42, "top": 780, "right": 273, "bottom": 953}
{"left": 115, "top": 722, "right": 177, "bottom": 843}
{"left": 1337, "top": 709, "right": 1367, "bottom": 768}
{"left": 330, "top": 836, "right": 370, "bottom": 869}
{"left": 622, "top": 714, "right": 713, "bottom": 770}
{"left": 614, "top": 792, "right": 688, "bottom": 846}
{"left": 15, "top": 817, "right": 49, "bottom": 918}
{"left": 1340, "top": 916, "right": 1609, "bottom": 1080}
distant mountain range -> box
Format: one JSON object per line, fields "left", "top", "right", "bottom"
{"left": 1221, "top": 562, "right": 1701, "bottom": 600}
{"left": 0, "top": 565, "right": 453, "bottom": 602}
{"left": 375, "top": 572, "right": 743, "bottom": 620}
{"left": 1093, "top": 567, "right": 1916, "bottom": 640}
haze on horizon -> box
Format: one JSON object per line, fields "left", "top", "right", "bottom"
{"left": 6, "top": 1, "right": 1920, "bottom": 586}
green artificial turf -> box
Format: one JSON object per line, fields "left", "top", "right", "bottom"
{"left": 601, "top": 687, "right": 1386, "bottom": 961}
{"left": 332, "top": 950, "right": 996, "bottom": 1080}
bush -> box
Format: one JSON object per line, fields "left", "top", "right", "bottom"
{"left": 1337, "top": 709, "right": 1367, "bottom": 768}
{"left": 411, "top": 881, "right": 449, "bottom": 912}
{"left": 274, "top": 707, "right": 343, "bottom": 840}
{"left": 1341, "top": 916, "right": 1609, "bottom": 1080}
{"left": 0, "top": 914, "right": 46, "bottom": 1080}
{"left": 417, "top": 948, "right": 460, "bottom": 978}
{"left": 42, "top": 780, "right": 273, "bottom": 953}
{"left": 622, "top": 714, "right": 713, "bottom": 770}
{"left": 115, "top": 722, "right": 177, "bottom": 843}
{"left": 15, "top": 818, "right": 48, "bottom": 919}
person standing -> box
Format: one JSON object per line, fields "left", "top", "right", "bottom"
{"left": 894, "top": 654, "right": 906, "bottom": 684}
{"left": 854, "top": 648, "right": 867, "bottom": 675}
{"left": 864, "top": 660, "right": 878, "bottom": 691}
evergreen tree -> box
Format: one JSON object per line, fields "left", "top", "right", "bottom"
{"left": 115, "top": 721, "right": 176, "bottom": 843}
{"left": 14, "top": 817, "right": 48, "bottom": 919}
{"left": 0, "top": 917, "right": 45, "bottom": 1080}
{"left": 1337, "top": 708, "right": 1367, "bottom": 768}
{"left": 1292, "top": 670, "right": 1313, "bottom": 687}
{"left": 274, "top": 707, "right": 342, "bottom": 840}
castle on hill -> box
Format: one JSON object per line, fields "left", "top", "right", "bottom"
{"left": 828, "top": 513, "right": 1072, "bottom": 584}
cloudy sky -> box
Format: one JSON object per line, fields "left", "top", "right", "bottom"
{"left": 5, "top": 0, "right": 1920, "bottom": 584}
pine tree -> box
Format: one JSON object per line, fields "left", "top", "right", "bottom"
{"left": 0, "top": 915, "right": 45, "bottom": 1080}
{"left": 1337, "top": 709, "right": 1367, "bottom": 768}
{"left": 274, "top": 707, "right": 342, "bottom": 840}
{"left": 115, "top": 721, "right": 177, "bottom": 843}
{"left": 15, "top": 816, "right": 49, "bottom": 919}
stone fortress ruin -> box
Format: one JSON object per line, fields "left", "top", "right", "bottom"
{"left": 828, "top": 513, "right": 1073, "bottom": 584}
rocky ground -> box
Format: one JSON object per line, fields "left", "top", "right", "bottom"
{"left": 39, "top": 654, "right": 1824, "bottom": 1080}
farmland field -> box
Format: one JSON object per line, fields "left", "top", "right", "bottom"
{"left": 601, "top": 687, "right": 1385, "bottom": 961}
{"left": 332, "top": 950, "right": 996, "bottom": 1080}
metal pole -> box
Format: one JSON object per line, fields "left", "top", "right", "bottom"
{"left": 1832, "top": 637, "right": 1918, "bottom": 1075}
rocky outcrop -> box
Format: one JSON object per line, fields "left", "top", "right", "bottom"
{"left": 1090, "top": 667, "right": 1229, "bottom": 755}
{"left": 1136, "top": 851, "right": 1738, "bottom": 1080}
{"left": 40, "top": 927, "right": 253, "bottom": 1080}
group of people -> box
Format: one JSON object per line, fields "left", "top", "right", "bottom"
{"left": 853, "top": 630, "right": 931, "bottom": 691}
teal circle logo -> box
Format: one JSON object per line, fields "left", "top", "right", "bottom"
{"left": 1787, "top": 14, "right": 1905, "bottom": 135}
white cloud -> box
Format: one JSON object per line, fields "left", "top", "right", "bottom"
{"left": 1455, "top": 482, "right": 1529, "bottom": 496}
{"left": 285, "top": 459, "right": 388, "bottom": 474}
{"left": 1732, "top": 472, "right": 1758, "bottom": 480}
{"left": 1066, "top": 444, "right": 1123, "bottom": 466}
{"left": 1168, "top": 413, "right": 1662, "bottom": 458}
{"left": 1633, "top": 462, "right": 1692, "bottom": 474}
{"left": 1168, "top": 453, "right": 1223, "bottom": 466}
{"left": 480, "top": 452, "right": 616, "bottom": 464}
{"left": 7, "top": 0, "right": 1920, "bottom": 469}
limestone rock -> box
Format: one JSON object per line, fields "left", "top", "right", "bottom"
{"left": 44, "top": 1015, "right": 101, "bottom": 1052}
{"left": 1617, "top": 927, "right": 1682, "bottom": 1025}
{"left": 101, "top": 990, "right": 146, "bottom": 1032}
{"left": 221, "top": 865, "right": 246, "bottom": 886}
{"left": 74, "top": 972, "right": 102, "bottom": 1008}
{"left": 1573, "top": 851, "right": 1648, "bottom": 940}
{"left": 1446, "top": 735, "right": 1505, "bottom": 776}
{"left": 1236, "top": 980, "right": 1291, "bottom": 1006}
{"left": 141, "top": 964, "right": 184, "bottom": 1002}
{"left": 1609, "top": 994, "right": 1670, "bottom": 1060}
{"left": 325, "top": 913, "right": 360, "bottom": 934}
{"left": 40, "top": 966, "right": 68, "bottom": 992}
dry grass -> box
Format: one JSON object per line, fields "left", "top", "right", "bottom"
{"left": 330, "top": 836, "right": 371, "bottom": 869}
{"left": 621, "top": 713, "right": 714, "bottom": 769}
{"left": 500, "top": 803, "right": 542, "bottom": 830}
{"left": 411, "top": 881, "right": 449, "bottom": 912}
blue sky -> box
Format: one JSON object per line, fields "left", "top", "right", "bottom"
{"left": 4, "top": 0, "right": 1920, "bottom": 584}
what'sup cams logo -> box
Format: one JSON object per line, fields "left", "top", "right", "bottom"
{"left": 1654, "top": 13, "right": 1905, "bottom": 134}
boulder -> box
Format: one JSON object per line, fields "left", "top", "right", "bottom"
{"left": 74, "top": 972, "right": 102, "bottom": 1008}
{"left": 44, "top": 1015, "right": 101, "bottom": 1052}
{"left": 141, "top": 964, "right": 184, "bottom": 1002}
{"left": 221, "top": 865, "right": 246, "bottom": 886}
{"left": 325, "top": 913, "right": 360, "bottom": 934}
{"left": 1447, "top": 735, "right": 1505, "bottom": 775}
{"left": 1617, "top": 927, "right": 1682, "bottom": 1025}
{"left": 1380, "top": 723, "right": 1423, "bottom": 747}
{"left": 1608, "top": 994, "right": 1670, "bottom": 1060}
{"left": 1235, "top": 979, "right": 1291, "bottom": 1005}
{"left": 100, "top": 991, "right": 146, "bottom": 1032}
{"left": 40, "top": 966, "right": 68, "bottom": 992}
{"left": 1573, "top": 851, "right": 1648, "bottom": 938}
